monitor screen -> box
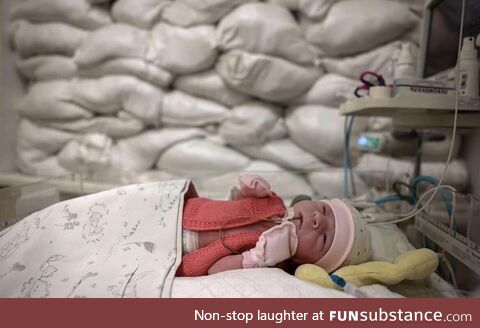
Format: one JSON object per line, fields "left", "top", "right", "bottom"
{"left": 422, "top": 0, "right": 480, "bottom": 78}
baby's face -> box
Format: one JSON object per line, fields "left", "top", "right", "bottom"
{"left": 290, "top": 200, "right": 335, "bottom": 264}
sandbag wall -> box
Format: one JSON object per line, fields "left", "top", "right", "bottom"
{"left": 9, "top": 0, "right": 469, "bottom": 198}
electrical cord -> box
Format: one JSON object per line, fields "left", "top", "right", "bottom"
{"left": 368, "top": 184, "right": 457, "bottom": 226}
{"left": 385, "top": 0, "right": 465, "bottom": 223}
{"left": 437, "top": 252, "right": 459, "bottom": 291}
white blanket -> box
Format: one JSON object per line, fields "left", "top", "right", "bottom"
{"left": 0, "top": 180, "right": 191, "bottom": 298}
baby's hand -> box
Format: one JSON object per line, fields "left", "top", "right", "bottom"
{"left": 238, "top": 175, "right": 272, "bottom": 198}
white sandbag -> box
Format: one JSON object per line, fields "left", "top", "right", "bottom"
{"left": 356, "top": 154, "right": 469, "bottom": 191}
{"left": 216, "top": 3, "right": 318, "bottom": 65}
{"left": 114, "top": 128, "right": 207, "bottom": 172}
{"left": 244, "top": 161, "right": 314, "bottom": 199}
{"left": 16, "top": 120, "right": 74, "bottom": 176}
{"left": 75, "top": 23, "right": 217, "bottom": 74}
{"left": 286, "top": 105, "right": 369, "bottom": 165}
{"left": 266, "top": 0, "right": 299, "bottom": 10}
{"left": 156, "top": 139, "right": 251, "bottom": 176}
{"left": 72, "top": 76, "right": 164, "bottom": 126}
{"left": 112, "top": 0, "right": 169, "bottom": 29}
{"left": 367, "top": 117, "right": 393, "bottom": 132}
{"left": 268, "top": 0, "right": 336, "bottom": 19}
{"left": 18, "top": 155, "right": 70, "bottom": 177}
{"left": 78, "top": 58, "right": 174, "bottom": 88}
{"left": 161, "top": 91, "right": 230, "bottom": 127}
{"left": 366, "top": 133, "right": 461, "bottom": 161}
{"left": 219, "top": 101, "right": 286, "bottom": 146}
{"left": 308, "top": 169, "right": 368, "bottom": 198}
{"left": 59, "top": 128, "right": 206, "bottom": 173}
{"left": 42, "top": 112, "right": 145, "bottom": 139}
{"left": 133, "top": 170, "right": 180, "bottom": 184}
{"left": 288, "top": 74, "right": 358, "bottom": 107}
{"left": 18, "top": 81, "right": 93, "bottom": 121}
{"left": 191, "top": 160, "right": 314, "bottom": 200}
{"left": 422, "top": 134, "right": 462, "bottom": 162}
{"left": 17, "top": 119, "right": 75, "bottom": 159}
{"left": 75, "top": 24, "right": 149, "bottom": 67}
{"left": 237, "top": 138, "right": 327, "bottom": 171}
{"left": 216, "top": 50, "right": 322, "bottom": 102}
{"left": 150, "top": 23, "right": 217, "bottom": 74}
{"left": 15, "top": 55, "right": 78, "bottom": 81}
{"left": 161, "top": 0, "right": 253, "bottom": 27}
{"left": 301, "top": 0, "right": 418, "bottom": 56}
{"left": 58, "top": 134, "right": 114, "bottom": 173}
{"left": 10, "top": 20, "right": 88, "bottom": 58}
{"left": 19, "top": 77, "right": 164, "bottom": 125}
{"left": 298, "top": 0, "right": 337, "bottom": 20}
{"left": 174, "top": 70, "right": 250, "bottom": 107}
{"left": 321, "top": 41, "right": 402, "bottom": 81}
{"left": 10, "top": 0, "right": 112, "bottom": 30}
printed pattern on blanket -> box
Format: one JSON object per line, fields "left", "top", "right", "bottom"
{"left": 0, "top": 180, "right": 192, "bottom": 298}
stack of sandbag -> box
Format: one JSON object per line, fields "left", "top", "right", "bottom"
{"left": 12, "top": 0, "right": 463, "bottom": 199}
{"left": 9, "top": 0, "right": 112, "bottom": 81}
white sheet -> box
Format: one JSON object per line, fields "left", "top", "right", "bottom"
{"left": 172, "top": 268, "right": 403, "bottom": 298}
{"left": 0, "top": 180, "right": 190, "bottom": 298}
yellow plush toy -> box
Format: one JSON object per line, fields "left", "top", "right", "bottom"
{"left": 295, "top": 248, "right": 439, "bottom": 291}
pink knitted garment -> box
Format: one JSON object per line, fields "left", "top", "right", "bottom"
{"left": 177, "top": 195, "right": 286, "bottom": 277}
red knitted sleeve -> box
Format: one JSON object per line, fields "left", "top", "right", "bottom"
{"left": 176, "top": 231, "right": 262, "bottom": 277}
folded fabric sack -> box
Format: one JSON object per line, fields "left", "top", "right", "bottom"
{"left": 161, "top": 0, "right": 252, "bottom": 27}
{"left": 321, "top": 41, "right": 402, "bottom": 81}
{"left": 156, "top": 139, "right": 251, "bottom": 176}
{"left": 216, "top": 3, "right": 318, "bottom": 65}
{"left": 42, "top": 112, "right": 145, "bottom": 139}
{"left": 219, "top": 101, "right": 286, "bottom": 146}
{"left": 10, "top": 0, "right": 112, "bottom": 30}
{"left": 191, "top": 160, "right": 314, "bottom": 200}
{"left": 19, "top": 77, "right": 164, "bottom": 126}
{"left": 59, "top": 128, "right": 206, "bottom": 173}
{"left": 78, "top": 58, "right": 174, "bottom": 88}
{"left": 216, "top": 50, "right": 322, "bottom": 103}
{"left": 288, "top": 74, "right": 358, "bottom": 107}
{"left": 9, "top": 20, "right": 88, "bottom": 58}
{"left": 75, "top": 23, "right": 217, "bottom": 75}
{"left": 72, "top": 76, "right": 164, "bottom": 126}
{"left": 308, "top": 169, "right": 368, "bottom": 198}
{"left": 267, "top": 0, "right": 336, "bottom": 19}
{"left": 112, "top": 0, "right": 169, "bottom": 29}
{"left": 18, "top": 156, "right": 70, "bottom": 177}
{"left": 286, "top": 105, "right": 369, "bottom": 165}
{"left": 15, "top": 55, "right": 78, "bottom": 81}
{"left": 237, "top": 138, "right": 327, "bottom": 171}
{"left": 19, "top": 81, "right": 94, "bottom": 121}
{"left": 58, "top": 133, "right": 114, "bottom": 173}
{"left": 242, "top": 160, "right": 313, "bottom": 199}
{"left": 16, "top": 119, "right": 75, "bottom": 175}
{"left": 161, "top": 91, "right": 230, "bottom": 127}
{"left": 301, "top": 0, "right": 418, "bottom": 56}
{"left": 174, "top": 70, "right": 250, "bottom": 108}
{"left": 356, "top": 154, "right": 469, "bottom": 191}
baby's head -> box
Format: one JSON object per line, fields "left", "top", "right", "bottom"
{"left": 290, "top": 199, "right": 371, "bottom": 273}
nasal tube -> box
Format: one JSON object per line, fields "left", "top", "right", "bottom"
{"left": 458, "top": 36, "right": 479, "bottom": 97}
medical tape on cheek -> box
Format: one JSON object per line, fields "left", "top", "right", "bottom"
{"left": 281, "top": 207, "right": 296, "bottom": 223}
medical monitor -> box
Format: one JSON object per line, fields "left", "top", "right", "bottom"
{"left": 419, "top": 0, "right": 480, "bottom": 79}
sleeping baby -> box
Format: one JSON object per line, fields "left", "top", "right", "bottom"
{"left": 177, "top": 175, "right": 371, "bottom": 277}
